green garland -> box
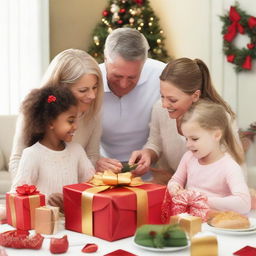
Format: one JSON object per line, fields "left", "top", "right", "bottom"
{"left": 220, "top": 5, "right": 256, "bottom": 72}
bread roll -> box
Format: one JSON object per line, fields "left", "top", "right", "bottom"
{"left": 208, "top": 211, "right": 250, "bottom": 229}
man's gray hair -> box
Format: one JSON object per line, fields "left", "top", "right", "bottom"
{"left": 104, "top": 28, "right": 149, "bottom": 63}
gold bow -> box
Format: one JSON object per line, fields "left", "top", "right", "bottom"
{"left": 81, "top": 171, "right": 148, "bottom": 236}
{"left": 90, "top": 170, "right": 144, "bottom": 186}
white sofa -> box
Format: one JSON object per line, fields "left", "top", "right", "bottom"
{"left": 0, "top": 115, "right": 17, "bottom": 194}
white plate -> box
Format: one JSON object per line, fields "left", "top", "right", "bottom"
{"left": 205, "top": 218, "right": 256, "bottom": 235}
{"left": 133, "top": 240, "right": 190, "bottom": 252}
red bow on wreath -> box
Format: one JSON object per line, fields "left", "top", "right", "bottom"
{"left": 16, "top": 184, "right": 39, "bottom": 196}
{"left": 224, "top": 6, "right": 245, "bottom": 42}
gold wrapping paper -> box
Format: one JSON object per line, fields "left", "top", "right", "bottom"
{"left": 191, "top": 235, "right": 218, "bottom": 256}
{"left": 35, "top": 206, "right": 59, "bottom": 235}
{"left": 170, "top": 214, "right": 202, "bottom": 237}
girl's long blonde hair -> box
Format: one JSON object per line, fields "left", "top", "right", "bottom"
{"left": 181, "top": 99, "right": 244, "bottom": 165}
{"left": 41, "top": 48, "right": 103, "bottom": 120}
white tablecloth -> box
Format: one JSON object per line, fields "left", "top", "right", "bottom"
{"left": 1, "top": 211, "right": 256, "bottom": 256}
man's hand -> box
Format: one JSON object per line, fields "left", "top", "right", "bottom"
{"left": 96, "top": 158, "right": 122, "bottom": 173}
{"left": 48, "top": 193, "right": 63, "bottom": 213}
{"left": 128, "top": 149, "right": 152, "bottom": 176}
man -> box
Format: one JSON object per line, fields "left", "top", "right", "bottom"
{"left": 97, "top": 28, "right": 165, "bottom": 173}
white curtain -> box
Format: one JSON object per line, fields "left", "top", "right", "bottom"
{"left": 0, "top": 0, "right": 49, "bottom": 114}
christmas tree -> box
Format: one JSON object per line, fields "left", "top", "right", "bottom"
{"left": 88, "top": 0, "right": 170, "bottom": 63}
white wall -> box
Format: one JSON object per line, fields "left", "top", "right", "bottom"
{"left": 150, "top": 0, "right": 256, "bottom": 129}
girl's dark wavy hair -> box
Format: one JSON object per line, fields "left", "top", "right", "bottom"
{"left": 21, "top": 85, "right": 77, "bottom": 146}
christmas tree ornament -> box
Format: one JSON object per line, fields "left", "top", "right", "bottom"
{"left": 93, "top": 36, "right": 100, "bottom": 46}
{"left": 129, "top": 8, "right": 137, "bottom": 16}
{"left": 220, "top": 4, "right": 256, "bottom": 72}
{"left": 103, "top": 10, "right": 109, "bottom": 17}
{"left": 129, "top": 17, "right": 135, "bottom": 24}
{"left": 112, "top": 12, "right": 120, "bottom": 22}
{"left": 157, "top": 39, "right": 161, "bottom": 44}
{"left": 119, "top": 8, "right": 126, "bottom": 14}
{"left": 110, "top": 4, "right": 120, "bottom": 13}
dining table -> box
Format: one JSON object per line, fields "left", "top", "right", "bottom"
{"left": 1, "top": 210, "right": 256, "bottom": 256}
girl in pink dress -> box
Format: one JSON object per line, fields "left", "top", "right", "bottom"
{"left": 168, "top": 100, "right": 251, "bottom": 214}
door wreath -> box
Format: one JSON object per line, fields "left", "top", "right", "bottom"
{"left": 220, "top": 5, "right": 256, "bottom": 72}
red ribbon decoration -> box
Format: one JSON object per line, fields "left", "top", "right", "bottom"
{"left": 224, "top": 6, "right": 245, "bottom": 42}
{"left": 227, "top": 54, "right": 235, "bottom": 63}
{"left": 16, "top": 184, "right": 38, "bottom": 196}
{"left": 242, "top": 55, "right": 252, "bottom": 70}
{"left": 248, "top": 16, "right": 256, "bottom": 29}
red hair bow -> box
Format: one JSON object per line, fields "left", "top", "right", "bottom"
{"left": 47, "top": 95, "right": 56, "bottom": 103}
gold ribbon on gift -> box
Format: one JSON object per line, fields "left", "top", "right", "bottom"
{"left": 8, "top": 193, "right": 41, "bottom": 229}
{"left": 9, "top": 194, "right": 16, "bottom": 227}
{"left": 81, "top": 170, "right": 148, "bottom": 236}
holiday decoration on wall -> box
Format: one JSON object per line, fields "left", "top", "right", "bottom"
{"left": 88, "top": 0, "right": 170, "bottom": 63}
{"left": 220, "top": 5, "right": 256, "bottom": 72}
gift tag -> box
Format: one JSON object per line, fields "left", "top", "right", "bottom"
{"left": 104, "top": 249, "right": 137, "bottom": 256}
{"left": 233, "top": 246, "right": 256, "bottom": 256}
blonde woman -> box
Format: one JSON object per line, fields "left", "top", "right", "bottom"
{"left": 9, "top": 49, "right": 103, "bottom": 179}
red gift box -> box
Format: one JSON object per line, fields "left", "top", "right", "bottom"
{"left": 6, "top": 191, "right": 45, "bottom": 230}
{"left": 63, "top": 182, "right": 166, "bottom": 241}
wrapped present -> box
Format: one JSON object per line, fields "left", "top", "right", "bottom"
{"left": 35, "top": 206, "right": 59, "bottom": 235}
{"left": 6, "top": 184, "right": 45, "bottom": 230}
{"left": 171, "top": 190, "right": 209, "bottom": 221}
{"left": 64, "top": 171, "right": 166, "bottom": 241}
{"left": 190, "top": 232, "right": 218, "bottom": 256}
{"left": 170, "top": 213, "right": 202, "bottom": 237}
{"left": 249, "top": 188, "right": 256, "bottom": 209}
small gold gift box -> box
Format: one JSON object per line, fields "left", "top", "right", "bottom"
{"left": 191, "top": 233, "right": 218, "bottom": 256}
{"left": 170, "top": 214, "right": 202, "bottom": 237}
{"left": 35, "top": 206, "right": 59, "bottom": 235}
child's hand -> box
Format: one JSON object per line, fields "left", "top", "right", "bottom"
{"left": 168, "top": 181, "right": 183, "bottom": 195}
{"left": 48, "top": 193, "right": 63, "bottom": 213}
